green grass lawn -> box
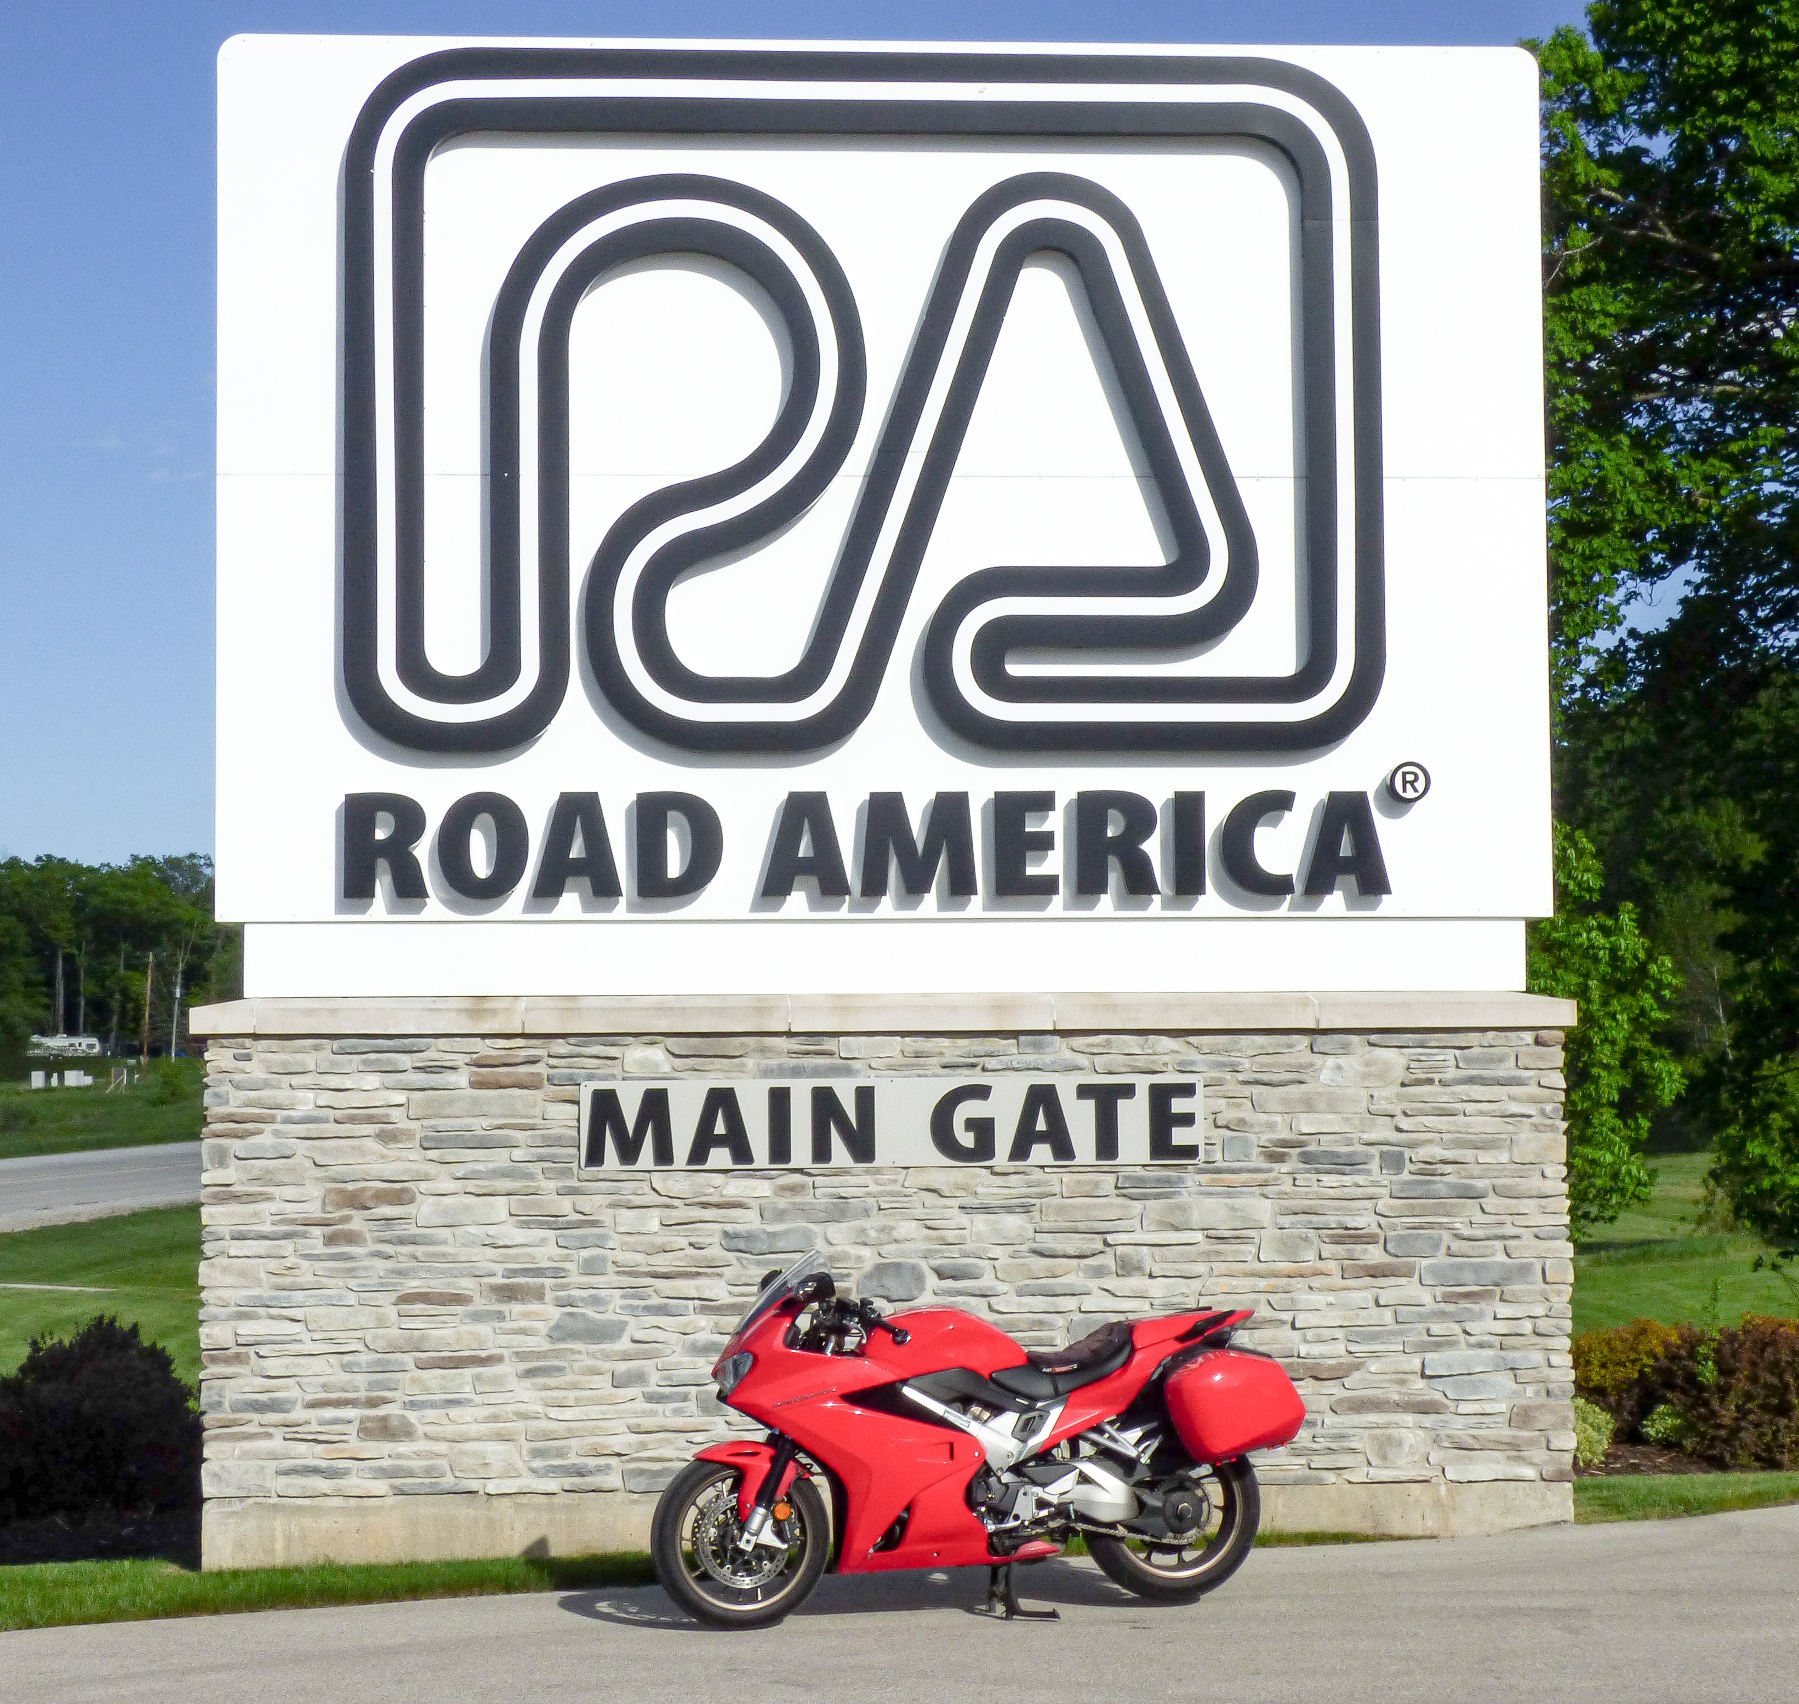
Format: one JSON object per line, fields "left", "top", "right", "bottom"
{"left": 0, "top": 1060, "right": 204, "bottom": 1161}
{"left": 1573, "top": 1472, "right": 1799, "bottom": 1523}
{"left": 0, "top": 1205, "right": 200, "bottom": 1384}
{"left": 0, "top": 1552, "right": 657, "bottom": 1633}
{"left": 1572, "top": 1150, "right": 1797, "bottom": 1334}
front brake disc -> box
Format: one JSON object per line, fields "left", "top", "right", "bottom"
{"left": 691, "top": 1486, "right": 795, "bottom": 1590}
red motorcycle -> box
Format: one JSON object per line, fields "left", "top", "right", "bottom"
{"left": 650, "top": 1252, "right": 1305, "bottom": 1627}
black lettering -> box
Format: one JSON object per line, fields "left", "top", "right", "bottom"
{"left": 343, "top": 792, "right": 428, "bottom": 901}
{"left": 1170, "top": 792, "right": 1206, "bottom": 896}
{"left": 860, "top": 792, "right": 977, "bottom": 898}
{"left": 1008, "top": 1083, "right": 1076, "bottom": 1162}
{"left": 1148, "top": 1082, "right": 1201, "bottom": 1161}
{"left": 530, "top": 793, "right": 621, "bottom": 899}
{"left": 930, "top": 1084, "right": 996, "bottom": 1162}
{"left": 1220, "top": 790, "right": 1297, "bottom": 897}
{"left": 437, "top": 792, "right": 529, "bottom": 900}
{"left": 635, "top": 792, "right": 723, "bottom": 898}
{"left": 1076, "top": 1081, "right": 1137, "bottom": 1162}
{"left": 811, "top": 1085, "right": 876, "bottom": 1163}
{"left": 993, "top": 791, "right": 1058, "bottom": 896}
{"left": 767, "top": 1087, "right": 793, "bottom": 1166}
{"left": 762, "top": 792, "right": 850, "bottom": 898}
{"left": 1075, "top": 791, "right": 1159, "bottom": 896}
{"left": 1303, "top": 791, "right": 1393, "bottom": 897}
{"left": 586, "top": 1088, "right": 674, "bottom": 1168}
{"left": 686, "top": 1087, "right": 754, "bottom": 1167}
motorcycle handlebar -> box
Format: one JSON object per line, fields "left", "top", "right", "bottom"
{"left": 855, "top": 1299, "right": 910, "bottom": 1346}
{"left": 811, "top": 1295, "right": 910, "bottom": 1347}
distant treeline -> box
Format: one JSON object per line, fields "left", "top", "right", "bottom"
{"left": 0, "top": 855, "right": 239, "bottom": 1059}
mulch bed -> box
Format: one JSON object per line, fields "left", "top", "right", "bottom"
{"left": 1576, "top": 1441, "right": 1713, "bottom": 1478}
{"left": 0, "top": 1507, "right": 199, "bottom": 1567}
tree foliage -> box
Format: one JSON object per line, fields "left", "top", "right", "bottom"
{"left": 0, "top": 854, "right": 235, "bottom": 1056}
{"left": 1704, "top": 680, "right": 1799, "bottom": 1256}
{"left": 1540, "top": 2, "right": 1799, "bottom": 706}
{"left": 1536, "top": 3, "right": 1799, "bottom": 1237}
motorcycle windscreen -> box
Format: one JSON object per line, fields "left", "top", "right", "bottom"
{"left": 730, "top": 1249, "right": 831, "bottom": 1338}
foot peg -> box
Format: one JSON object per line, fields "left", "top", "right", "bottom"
{"left": 981, "top": 1562, "right": 1060, "bottom": 1621}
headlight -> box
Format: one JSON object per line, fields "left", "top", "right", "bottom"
{"left": 715, "top": 1351, "right": 754, "bottom": 1398}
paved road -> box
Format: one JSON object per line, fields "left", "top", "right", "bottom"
{"left": 0, "top": 1143, "right": 202, "bottom": 1233}
{"left": 7, "top": 1505, "right": 1796, "bottom": 1703}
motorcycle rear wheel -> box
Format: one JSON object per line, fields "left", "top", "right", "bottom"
{"left": 651, "top": 1460, "right": 830, "bottom": 1629}
{"left": 1087, "top": 1456, "right": 1260, "bottom": 1604}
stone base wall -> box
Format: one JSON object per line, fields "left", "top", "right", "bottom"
{"left": 192, "top": 995, "right": 1575, "bottom": 1569}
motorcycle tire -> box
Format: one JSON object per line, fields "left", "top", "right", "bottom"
{"left": 1087, "top": 1456, "right": 1260, "bottom": 1604}
{"left": 651, "top": 1459, "right": 831, "bottom": 1629}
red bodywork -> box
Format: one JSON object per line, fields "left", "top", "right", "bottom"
{"left": 1164, "top": 1349, "right": 1309, "bottom": 1461}
{"left": 701, "top": 1298, "right": 1296, "bottom": 1575}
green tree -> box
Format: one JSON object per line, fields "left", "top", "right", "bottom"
{"left": 1529, "top": 825, "right": 1685, "bottom": 1234}
{"left": 0, "top": 853, "right": 226, "bottom": 1059}
{"left": 0, "top": 858, "right": 83, "bottom": 1037}
{"left": 0, "top": 915, "right": 40, "bottom": 1051}
{"left": 1704, "top": 678, "right": 1799, "bottom": 1258}
{"left": 1535, "top": 4, "right": 1799, "bottom": 1223}
{"left": 1538, "top": 2, "right": 1799, "bottom": 712}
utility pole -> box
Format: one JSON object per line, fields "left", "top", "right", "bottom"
{"left": 169, "top": 939, "right": 185, "bottom": 1059}
{"left": 141, "top": 952, "right": 154, "bottom": 1070}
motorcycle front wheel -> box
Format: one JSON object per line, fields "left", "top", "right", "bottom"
{"left": 651, "top": 1459, "right": 830, "bottom": 1629}
{"left": 1087, "top": 1456, "right": 1260, "bottom": 1604}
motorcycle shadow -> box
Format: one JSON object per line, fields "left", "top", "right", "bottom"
{"left": 558, "top": 1559, "right": 1137, "bottom": 1631}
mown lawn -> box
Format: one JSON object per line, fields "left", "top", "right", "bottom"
{"left": 0, "top": 1205, "right": 200, "bottom": 1384}
{"left": 0, "top": 1060, "right": 204, "bottom": 1161}
{"left": 0, "top": 1552, "right": 657, "bottom": 1633}
{"left": 1573, "top": 1472, "right": 1799, "bottom": 1523}
{"left": 1572, "top": 1151, "right": 1796, "bottom": 1334}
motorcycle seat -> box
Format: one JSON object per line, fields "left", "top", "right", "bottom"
{"left": 988, "top": 1320, "right": 1134, "bottom": 1402}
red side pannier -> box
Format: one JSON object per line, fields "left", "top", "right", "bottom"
{"left": 1164, "top": 1349, "right": 1306, "bottom": 1461}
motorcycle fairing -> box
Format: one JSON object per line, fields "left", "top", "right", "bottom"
{"left": 715, "top": 1299, "right": 1262, "bottom": 1573}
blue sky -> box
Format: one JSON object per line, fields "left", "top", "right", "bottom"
{"left": 0, "top": 0, "right": 1585, "bottom": 864}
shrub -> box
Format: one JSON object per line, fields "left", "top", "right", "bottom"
{"left": 1639, "top": 1403, "right": 1690, "bottom": 1449}
{"left": 1572, "top": 1317, "right": 1681, "bottom": 1429}
{"left": 1526, "top": 826, "right": 1683, "bottom": 1235}
{"left": 1651, "top": 1315, "right": 1799, "bottom": 1471}
{"left": 148, "top": 1057, "right": 196, "bottom": 1106}
{"left": 0, "top": 1316, "right": 200, "bottom": 1523}
{"left": 1573, "top": 1395, "right": 1614, "bottom": 1467}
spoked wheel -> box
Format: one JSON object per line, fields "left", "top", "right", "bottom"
{"left": 651, "top": 1460, "right": 830, "bottom": 1628}
{"left": 1088, "top": 1456, "right": 1260, "bottom": 1604}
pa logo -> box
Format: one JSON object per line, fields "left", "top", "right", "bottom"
{"left": 339, "top": 48, "right": 1385, "bottom": 758}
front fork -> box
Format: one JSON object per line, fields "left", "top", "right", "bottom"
{"left": 736, "top": 1434, "right": 800, "bottom": 1554}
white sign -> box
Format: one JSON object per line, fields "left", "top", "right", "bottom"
{"left": 577, "top": 1075, "right": 1206, "bottom": 1170}
{"left": 217, "top": 38, "right": 1550, "bottom": 997}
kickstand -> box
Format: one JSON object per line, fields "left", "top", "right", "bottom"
{"left": 981, "top": 1562, "right": 1059, "bottom": 1621}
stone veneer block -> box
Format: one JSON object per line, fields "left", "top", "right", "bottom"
{"left": 189, "top": 993, "right": 1576, "bottom": 1570}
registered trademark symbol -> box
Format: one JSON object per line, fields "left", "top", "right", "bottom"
{"left": 1387, "top": 761, "right": 1431, "bottom": 803}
